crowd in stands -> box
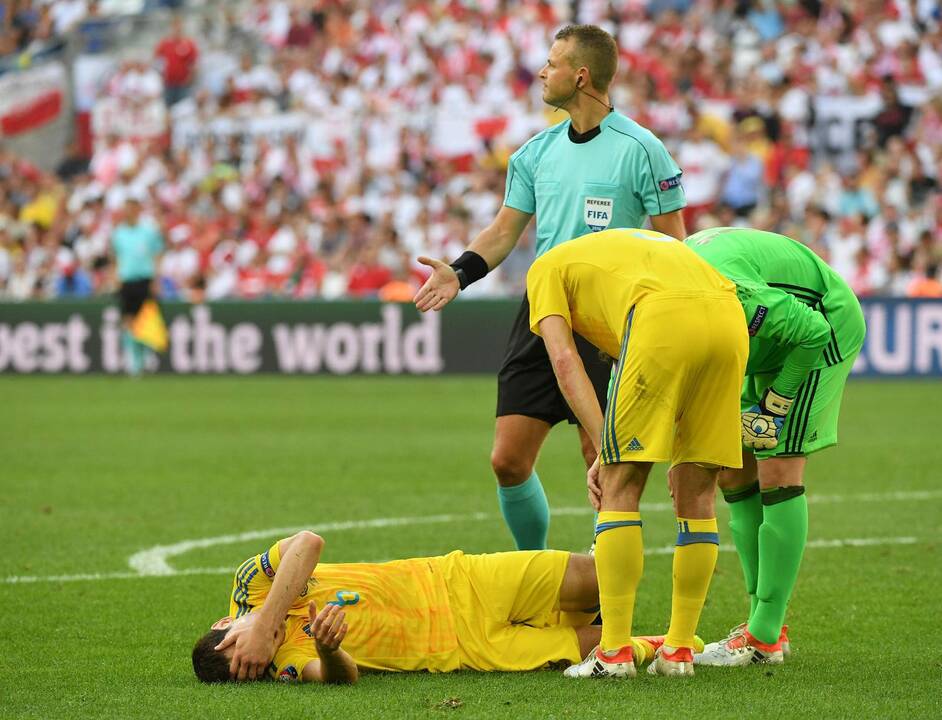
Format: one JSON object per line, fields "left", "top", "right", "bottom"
{"left": 0, "top": 0, "right": 940, "bottom": 302}
{"left": 0, "top": 0, "right": 176, "bottom": 61}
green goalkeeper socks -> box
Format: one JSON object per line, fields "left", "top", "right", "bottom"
{"left": 723, "top": 482, "right": 763, "bottom": 619}
{"left": 497, "top": 471, "right": 549, "bottom": 550}
{"left": 749, "top": 487, "right": 808, "bottom": 645}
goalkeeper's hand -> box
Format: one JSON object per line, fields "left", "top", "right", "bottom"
{"left": 741, "top": 387, "right": 794, "bottom": 450}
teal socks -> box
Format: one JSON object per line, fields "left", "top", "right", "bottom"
{"left": 497, "top": 471, "right": 550, "bottom": 550}
{"left": 122, "top": 330, "right": 144, "bottom": 376}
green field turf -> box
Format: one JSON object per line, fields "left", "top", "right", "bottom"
{"left": 1, "top": 376, "right": 940, "bottom": 718}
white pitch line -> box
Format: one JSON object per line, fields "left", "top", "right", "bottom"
{"left": 2, "top": 567, "right": 232, "bottom": 585}
{"left": 0, "top": 536, "right": 920, "bottom": 585}
{"left": 127, "top": 512, "right": 496, "bottom": 576}
{"left": 4, "top": 489, "right": 938, "bottom": 586}
{"left": 646, "top": 535, "right": 919, "bottom": 556}
{"left": 128, "top": 488, "right": 942, "bottom": 576}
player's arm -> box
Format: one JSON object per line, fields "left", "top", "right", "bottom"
{"left": 741, "top": 286, "right": 832, "bottom": 449}
{"left": 538, "top": 315, "right": 604, "bottom": 451}
{"left": 414, "top": 205, "right": 532, "bottom": 312}
{"left": 749, "top": 287, "right": 832, "bottom": 397}
{"left": 650, "top": 210, "right": 687, "bottom": 241}
{"left": 216, "top": 531, "right": 324, "bottom": 680}
{"left": 300, "top": 602, "right": 358, "bottom": 684}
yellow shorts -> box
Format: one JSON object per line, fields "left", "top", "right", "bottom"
{"left": 600, "top": 291, "right": 748, "bottom": 469}
{"left": 440, "top": 550, "right": 583, "bottom": 671}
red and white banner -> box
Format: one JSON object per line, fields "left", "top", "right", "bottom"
{"left": 92, "top": 97, "right": 167, "bottom": 145}
{"left": 0, "top": 63, "right": 67, "bottom": 137}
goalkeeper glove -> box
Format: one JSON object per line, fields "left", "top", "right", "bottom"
{"left": 741, "top": 387, "right": 794, "bottom": 450}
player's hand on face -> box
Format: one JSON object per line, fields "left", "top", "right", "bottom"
{"left": 215, "top": 614, "right": 278, "bottom": 681}
{"left": 413, "top": 256, "right": 459, "bottom": 312}
{"left": 309, "top": 601, "right": 348, "bottom": 652}
{"left": 587, "top": 455, "right": 602, "bottom": 511}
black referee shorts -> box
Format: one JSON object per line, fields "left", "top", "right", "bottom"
{"left": 117, "top": 278, "right": 153, "bottom": 318}
{"left": 496, "top": 295, "right": 612, "bottom": 426}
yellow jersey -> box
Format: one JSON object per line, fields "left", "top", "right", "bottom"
{"left": 228, "top": 542, "right": 460, "bottom": 679}
{"left": 526, "top": 228, "right": 736, "bottom": 357}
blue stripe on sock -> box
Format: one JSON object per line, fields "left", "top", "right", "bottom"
{"left": 676, "top": 531, "right": 720, "bottom": 546}
{"left": 595, "top": 519, "right": 643, "bottom": 536}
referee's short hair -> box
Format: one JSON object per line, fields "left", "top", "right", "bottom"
{"left": 554, "top": 24, "right": 618, "bottom": 92}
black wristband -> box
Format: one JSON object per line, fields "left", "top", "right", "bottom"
{"left": 449, "top": 251, "right": 489, "bottom": 290}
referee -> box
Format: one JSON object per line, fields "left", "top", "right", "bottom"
{"left": 414, "top": 24, "right": 687, "bottom": 550}
{"left": 111, "top": 195, "right": 164, "bottom": 376}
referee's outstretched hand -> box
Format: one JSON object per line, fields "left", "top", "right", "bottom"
{"left": 414, "top": 256, "right": 460, "bottom": 312}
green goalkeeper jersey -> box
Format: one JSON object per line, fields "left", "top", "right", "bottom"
{"left": 685, "top": 227, "right": 866, "bottom": 398}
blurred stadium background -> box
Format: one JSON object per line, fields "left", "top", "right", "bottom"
{"left": 1, "top": 0, "right": 940, "bottom": 378}
{"left": 0, "top": 0, "right": 939, "bottom": 308}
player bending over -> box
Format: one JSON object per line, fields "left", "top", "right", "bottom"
{"left": 191, "top": 531, "right": 670, "bottom": 683}
{"left": 526, "top": 227, "right": 748, "bottom": 678}
{"left": 685, "top": 227, "right": 866, "bottom": 666}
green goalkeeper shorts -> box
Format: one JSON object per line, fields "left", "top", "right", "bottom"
{"left": 742, "top": 352, "right": 859, "bottom": 459}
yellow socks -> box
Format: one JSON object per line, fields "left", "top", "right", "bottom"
{"left": 664, "top": 517, "right": 719, "bottom": 649}
{"left": 595, "top": 510, "right": 644, "bottom": 651}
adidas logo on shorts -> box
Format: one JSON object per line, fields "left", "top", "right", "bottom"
{"left": 627, "top": 437, "right": 644, "bottom": 451}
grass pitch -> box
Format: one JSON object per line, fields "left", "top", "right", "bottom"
{"left": 1, "top": 376, "right": 940, "bottom": 719}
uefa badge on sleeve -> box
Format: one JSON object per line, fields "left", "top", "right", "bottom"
{"left": 585, "top": 197, "right": 613, "bottom": 232}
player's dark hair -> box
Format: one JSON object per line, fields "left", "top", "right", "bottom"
{"left": 554, "top": 25, "right": 618, "bottom": 91}
{"left": 192, "top": 628, "right": 233, "bottom": 683}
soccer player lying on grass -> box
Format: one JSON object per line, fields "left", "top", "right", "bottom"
{"left": 684, "top": 227, "right": 866, "bottom": 666}
{"left": 526, "top": 227, "right": 748, "bottom": 678}
{"left": 191, "top": 531, "right": 669, "bottom": 684}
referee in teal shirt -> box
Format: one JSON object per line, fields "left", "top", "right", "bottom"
{"left": 111, "top": 196, "right": 163, "bottom": 375}
{"left": 414, "top": 24, "right": 688, "bottom": 551}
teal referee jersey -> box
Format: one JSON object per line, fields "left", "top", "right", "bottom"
{"left": 112, "top": 221, "right": 163, "bottom": 282}
{"left": 503, "top": 111, "right": 685, "bottom": 258}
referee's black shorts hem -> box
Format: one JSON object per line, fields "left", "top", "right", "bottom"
{"left": 496, "top": 295, "right": 611, "bottom": 426}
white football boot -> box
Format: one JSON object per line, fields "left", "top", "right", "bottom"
{"left": 647, "top": 645, "right": 695, "bottom": 677}
{"left": 563, "top": 645, "right": 637, "bottom": 678}
{"left": 693, "top": 623, "right": 787, "bottom": 666}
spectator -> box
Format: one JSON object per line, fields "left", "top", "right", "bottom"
{"left": 155, "top": 15, "right": 200, "bottom": 108}
{"left": 0, "top": 224, "right": 12, "bottom": 290}
{"left": 907, "top": 259, "right": 942, "bottom": 298}
{"left": 5, "top": 251, "right": 39, "bottom": 301}
{"left": 346, "top": 245, "right": 392, "bottom": 298}
{"left": 284, "top": 6, "right": 316, "bottom": 49}
{"left": 56, "top": 140, "right": 91, "bottom": 183}
{"left": 51, "top": 0, "right": 88, "bottom": 36}
{"left": 837, "top": 172, "right": 879, "bottom": 219}
{"left": 77, "top": 0, "right": 109, "bottom": 54}
{"left": 52, "top": 248, "right": 94, "bottom": 298}
{"left": 829, "top": 214, "right": 867, "bottom": 281}
{"left": 849, "top": 245, "right": 888, "bottom": 297}
{"left": 720, "top": 137, "right": 765, "bottom": 218}
{"left": 873, "top": 76, "right": 914, "bottom": 146}
{"left": 677, "top": 122, "right": 729, "bottom": 229}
